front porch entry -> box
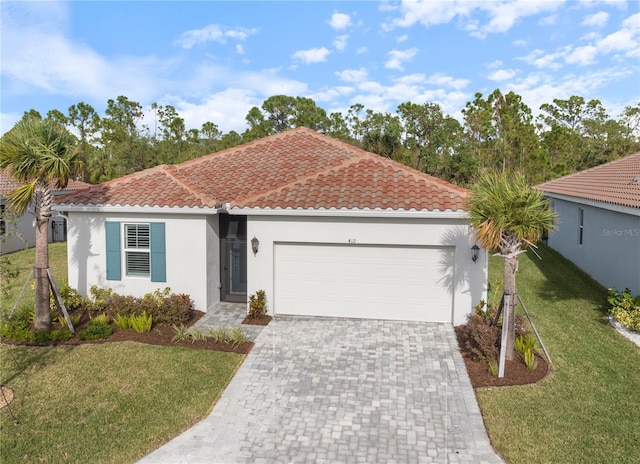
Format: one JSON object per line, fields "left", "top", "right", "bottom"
{"left": 220, "top": 214, "right": 247, "bottom": 303}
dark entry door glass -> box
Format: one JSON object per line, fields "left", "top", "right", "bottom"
{"left": 220, "top": 215, "right": 247, "bottom": 303}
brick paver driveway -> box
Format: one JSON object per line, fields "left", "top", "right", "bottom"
{"left": 138, "top": 316, "right": 502, "bottom": 464}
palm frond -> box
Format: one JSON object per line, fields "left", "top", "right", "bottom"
{"left": 7, "top": 180, "right": 37, "bottom": 216}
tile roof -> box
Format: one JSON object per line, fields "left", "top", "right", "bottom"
{"left": 0, "top": 168, "right": 91, "bottom": 195}
{"left": 537, "top": 152, "right": 640, "bottom": 209}
{"left": 57, "top": 127, "right": 469, "bottom": 212}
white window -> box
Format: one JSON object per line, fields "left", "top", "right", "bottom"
{"left": 124, "top": 223, "right": 150, "bottom": 277}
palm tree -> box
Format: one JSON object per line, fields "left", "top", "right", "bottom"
{"left": 0, "top": 118, "right": 77, "bottom": 330}
{"left": 467, "top": 170, "right": 556, "bottom": 360}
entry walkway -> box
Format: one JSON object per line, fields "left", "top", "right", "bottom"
{"left": 138, "top": 316, "right": 503, "bottom": 463}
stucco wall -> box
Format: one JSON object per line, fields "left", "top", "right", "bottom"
{"left": 548, "top": 198, "right": 640, "bottom": 295}
{"left": 66, "top": 211, "right": 215, "bottom": 311}
{"left": 246, "top": 214, "right": 487, "bottom": 326}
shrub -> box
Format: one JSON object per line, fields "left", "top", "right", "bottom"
{"left": 229, "top": 327, "right": 248, "bottom": 346}
{"left": 129, "top": 311, "right": 153, "bottom": 333}
{"left": 150, "top": 293, "right": 193, "bottom": 325}
{"left": 87, "top": 286, "right": 114, "bottom": 311}
{"left": 52, "top": 283, "right": 87, "bottom": 311}
{"left": 460, "top": 313, "right": 501, "bottom": 363}
{"left": 188, "top": 327, "right": 207, "bottom": 343}
{"left": 78, "top": 321, "right": 113, "bottom": 340}
{"left": 514, "top": 334, "right": 536, "bottom": 355}
{"left": 113, "top": 313, "right": 131, "bottom": 330}
{"left": 49, "top": 329, "right": 74, "bottom": 342}
{"left": 248, "top": 290, "right": 268, "bottom": 318}
{"left": 171, "top": 324, "right": 190, "bottom": 342}
{"left": 608, "top": 287, "right": 640, "bottom": 332}
{"left": 207, "top": 326, "right": 231, "bottom": 343}
{"left": 106, "top": 294, "right": 138, "bottom": 318}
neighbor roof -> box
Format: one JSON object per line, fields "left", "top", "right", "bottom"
{"left": 57, "top": 128, "right": 469, "bottom": 212}
{"left": 537, "top": 152, "right": 640, "bottom": 209}
{"left": 0, "top": 168, "right": 91, "bottom": 195}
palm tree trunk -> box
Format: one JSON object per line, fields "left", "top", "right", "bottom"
{"left": 33, "top": 181, "right": 52, "bottom": 330}
{"left": 503, "top": 255, "right": 518, "bottom": 361}
{"left": 34, "top": 215, "right": 50, "bottom": 330}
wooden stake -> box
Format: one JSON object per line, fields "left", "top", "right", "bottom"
{"left": 46, "top": 268, "right": 74, "bottom": 333}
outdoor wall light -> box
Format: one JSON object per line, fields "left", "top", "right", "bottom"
{"left": 471, "top": 244, "right": 480, "bottom": 263}
{"left": 251, "top": 236, "right": 260, "bottom": 256}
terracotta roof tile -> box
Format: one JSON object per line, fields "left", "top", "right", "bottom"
{"left": 537, "top": 152, "right": 640, "bottom": 209}
{"left": 0, "top": 168, "right": 91, "bottom": 195}
{"left": 57, "top": 127, "right": 469, "bottom": 212}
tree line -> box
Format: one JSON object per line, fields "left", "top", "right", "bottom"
{"left": 15, "top": 91, "right": 640, "bottom": 186}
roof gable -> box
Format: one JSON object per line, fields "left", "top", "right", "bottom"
{"left": 537, "top": 152, "right": 640, "bottom": 209}
{"left": 57, "top": 127, "right": 469, "bottom": 212}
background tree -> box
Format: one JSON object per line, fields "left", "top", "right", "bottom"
{"left": 0, "top": 118, "right": 78, "bottom": 330}
{"left": 467, "top": 170, "right": 556, "bottom": 360}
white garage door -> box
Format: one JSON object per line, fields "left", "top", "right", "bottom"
{"left": 274, "top": 243, "right": 453, "bottom": 322}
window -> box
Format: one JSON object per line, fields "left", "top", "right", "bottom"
{"left": 578, "top": 208, "right": 584, "bottom": 245}
{"left": 105, "top": 221, "right": 165, "bottom": 282}
{"left": 124, "top": 224, "right": 150, "bottom": 277}
{"left": 0, "top": 205, "right": 5, "bottom": 236}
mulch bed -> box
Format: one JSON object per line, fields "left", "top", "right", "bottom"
{"left": 3, "top": 310, "right": 253, "bottom": 355}
{"left": 454, "top": 325, "right": 550, "bottom": 388}
{"left": 241, "top": 315, "right": 272, "bottom": 326}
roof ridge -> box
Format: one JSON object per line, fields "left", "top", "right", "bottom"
{"left": 160, "top": 165, "right": 219, "bottom": 207}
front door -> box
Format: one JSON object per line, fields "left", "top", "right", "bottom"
{"left": 220, "top": 215, "right": 247, "bottom": 303}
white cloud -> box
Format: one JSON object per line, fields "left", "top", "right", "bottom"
{"left": 539, "top": 14, "right": 557, "bottom": 26}
{"left": 424, "top": 73, "right": 470, "bottom": 90}
{"left": 292, "top": 47, "right": 331, "bottom": 64}
{"left": 336, "top": 68, "right": 368, "bottom": 83}
{"left": 513, "top": 39, "right": 528, "bottom": 47}
{"left": 356, "top": 46, "right": 368, "bottom": 54}
{"left": 236, "top": 44, "right": 244, "bottom": 54}
{"left": 397, "top": 34, "right": 409, "bottom": 43}
{"left": 333, "top": 34, "right": 349, "bottom": 52}
{"left": 487, "top": 60, "right": 504, "bottom": 69}
{"left": 564, "top": 45, "right": 598, "bottom": 65}
{"left": 383, "top": 0, "right": 564, "bottom": 39}
{"left": 488, "top": 69, "right": 518, "bottom": 81}
{"left": 582, "top": 11, "right": 609, "bottom": 27}
{"left": 173, "top": 25, "right": 258, "bottom": 49}
{"left": 329, "top": 12, "right": 351, "bottom": 30}
{"left": 384, "top": 48, "right": 418, "bottom": 70}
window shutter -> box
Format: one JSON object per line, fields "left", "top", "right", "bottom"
{"left": 150, "top": 222, "right": 166, "bottom": 282}
{"left": 105, "top": 222, "right": 121, "bottom": 281}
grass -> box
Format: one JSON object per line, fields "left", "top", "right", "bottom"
{"left": 0, "top": 243, "right": 245, "bottom": 463}
{"left": 0, "top": 343, "right": 243, "bottom": 463}
{"left": 479, "top": 244, "right": 640, "bottom": 463}
{"left": 0, "top": 242, "right": 68, "bottom": 313}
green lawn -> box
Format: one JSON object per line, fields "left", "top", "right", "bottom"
{"left": 0, "top": 242, "right": 69, "bottom": 313}
{"left": 480, "top": 244, "right": 640, "bottom": 463}
{"left": 0, "top": 244, "right": 244, "bottom": 463}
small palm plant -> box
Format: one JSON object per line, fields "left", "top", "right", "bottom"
{"left": 467, "top": 170, "right": 555, "bottom": 360}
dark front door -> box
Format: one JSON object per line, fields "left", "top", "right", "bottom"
{"left": 220, "top": 214, "right": 247, "bottom": 303}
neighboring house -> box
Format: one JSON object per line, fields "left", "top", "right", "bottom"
{"left": 0, "top": 168, "right": 91, "bottom": 255}
{"left": 538, "top": 152, "right": 640, "bottom": 295}
{"left": 54, "top": 128, "right": 487, "bottom": 325}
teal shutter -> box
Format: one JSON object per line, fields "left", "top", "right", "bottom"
{"left": 150, "top": 222, "right": 166, "bottom": 282}
{"left": 105, "top": 222, "right": 121, "bottom": 281}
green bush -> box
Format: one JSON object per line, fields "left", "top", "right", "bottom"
{"left": 248, "top": 290, "right": 268, "bottom": 318}
{"left": 51, "top": 282, "right": 87, "bottom": 311}
{"left": 608, "top": 287, "right": 640, "bottom": 332}
{"left": 112, "top": 313, "right": 131, "bottom": 330}
{"left": 171, "top": 324, "right": 190, "bottom": 342}
{"left": 129, "top": 311, "right": 153, "bottom": 333}
{"left": 78, "top": 321, "right": 113, "bottom": 340}
{"left": 87, "top": 285, "right": 114, "bottom": 311}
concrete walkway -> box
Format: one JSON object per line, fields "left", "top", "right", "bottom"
{"left": 138, "top": 316, "right": 502, "bottom": 464}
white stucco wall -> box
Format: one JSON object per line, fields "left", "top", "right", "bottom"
{"left": 547, "top": 197, "right": 640, "bottom": 295}
{"left": 65, "top": 211, "right": 217, "bottom": 312}
{"left": 246, "top": 214, "right": 487, "bottom": 326}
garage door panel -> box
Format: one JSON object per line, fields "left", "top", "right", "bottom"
{"left": 274, "top": 243, "right": 453, "bottom": 322}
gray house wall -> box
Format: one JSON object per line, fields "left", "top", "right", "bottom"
{"left": 547, "top": 196, "right": 640, "bottom": 295}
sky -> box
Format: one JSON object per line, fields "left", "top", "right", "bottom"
{"left": 1, "top": 0, "right": 639, "bottom": 136}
